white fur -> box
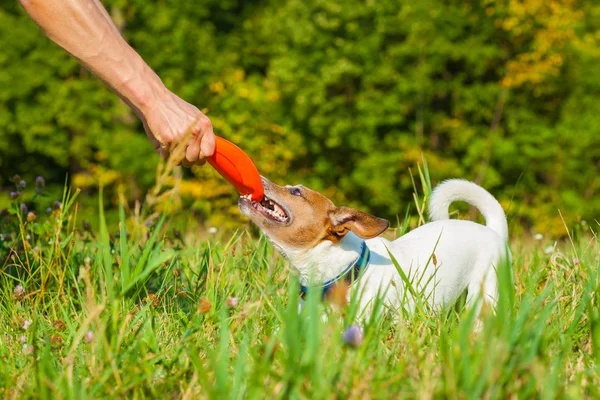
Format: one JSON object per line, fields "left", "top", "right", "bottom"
{"left": 429, "top": 179, "right": 508, "bottom": 241}
{"left": 272, "top": 232, "right": 364, "bottom": 287}
{"left": 282, "top": 179, "right": 511, "bottom": 319}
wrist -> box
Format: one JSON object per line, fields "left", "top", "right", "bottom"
{"left": 124, "top": 65, "right": 169, "bottom": 116}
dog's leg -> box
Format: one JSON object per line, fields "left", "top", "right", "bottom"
{"left": 481, "top": 269, "right": 499, "bottom": 311}
{"left": 466, "top": 268, "right": 498, "bottom": 332}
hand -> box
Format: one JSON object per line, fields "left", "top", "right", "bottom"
{"left": 141, "top": 92, "right": 216, "bottom": 167}
{"left": 18, "top": 0, "right": 216, "bottom": 167}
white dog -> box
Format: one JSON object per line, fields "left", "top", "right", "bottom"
{"left": 239, "top": 178, "right": 510, "bottom": 319}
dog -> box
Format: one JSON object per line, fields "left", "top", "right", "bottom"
{"left": 239, "top": 177, "right": 510, "bottom": 321}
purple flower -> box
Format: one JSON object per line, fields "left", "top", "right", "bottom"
{"left": 46, "top": 207, "right": 52, "bottom": 214}
{"left": 20, "top": 203, "right": 28, "bottom": 215}
{"left": 573, "top": 258, "right": 579, "bottom": 266}
{"left": 85, "top": 330, "right": 94, "bottom": 343}
{"left": 14, "top": 284, "right": 25, "bottom": 299}
{"left": 53, "top": 201, "right": 62, "bottom": 211}
{"left": 10, "top": 191, "right": 20, "bottom": 200}
{"left": 18, "top": 180, "right": 26, "bottom": 190}
{"left": 22, "top": 319, "right": 32, "bottom": 330}
{"left": 35, "top": 176, "right": 45, "bottom": 188}
{"left": 343, "top": 325, "right": 364, "bottom": 348}
{"left": 22, "top": 344, "right": 33, "bottom": 355}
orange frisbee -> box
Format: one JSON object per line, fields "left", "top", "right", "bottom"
{"left": 207, "top": 136, "right": 264, "bottom": 201}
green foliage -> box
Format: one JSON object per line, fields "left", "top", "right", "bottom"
{"left": 1, "top": 187, "right": 600, "bottom": 397}
{"left": 1, "top": 0, "right": 599, "bottom": 235}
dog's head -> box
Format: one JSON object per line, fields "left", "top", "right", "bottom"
{"left": 238, "top": 177, "right": 389, "bottom": 256}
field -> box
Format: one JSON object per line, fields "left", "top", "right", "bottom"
{"left": 2, "top": 1, "right": 599, "bottom": 398}
{"left": 1, "top": 181, "right": 599, "bottom": 399}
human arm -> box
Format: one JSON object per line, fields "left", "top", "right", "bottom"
{"left": 19, "top": 0, "right": 215, "bottom": 165}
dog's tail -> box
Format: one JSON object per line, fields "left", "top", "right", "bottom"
{"left": 428, "top": 179, "right": 508, "bottom": 241}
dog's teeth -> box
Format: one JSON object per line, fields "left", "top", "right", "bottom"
{"left": 254, "top": 195, "right": 288, "bottom": 222}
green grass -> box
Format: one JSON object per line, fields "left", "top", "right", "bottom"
{"left": 1, "top": 185, "right": 599, "bottom": 399}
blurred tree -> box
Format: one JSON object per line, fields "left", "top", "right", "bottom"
{"left": 0, "top": 0, "right": 598, "bottom": 235}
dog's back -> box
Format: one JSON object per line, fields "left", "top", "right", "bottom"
{"left": 373, "top": 180, "right": 510, "bottom": 311}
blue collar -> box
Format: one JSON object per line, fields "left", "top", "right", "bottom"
{"left": 300, "top": 241, "right": 371, "bottom": 299}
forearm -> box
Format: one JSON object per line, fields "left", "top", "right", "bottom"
{"left": 19, "top": 0, "right": 166, "bottom": 115}
{"left": 19, "top": 0, "right": 216, "bottom": 162}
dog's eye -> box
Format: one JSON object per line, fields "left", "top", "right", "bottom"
{"left": 289, "top": 187, "right": 302, "bottom": 197}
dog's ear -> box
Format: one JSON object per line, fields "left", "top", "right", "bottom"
{"left": 328, "top": 207, "right": 389, "bottom": 239}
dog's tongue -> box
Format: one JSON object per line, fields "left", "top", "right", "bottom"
{"left": 207, "top": 136, "right": 264, "bottom": 202}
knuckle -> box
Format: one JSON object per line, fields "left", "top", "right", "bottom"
{"left": 200, "top": 117, "right": 212, "bottom": 130}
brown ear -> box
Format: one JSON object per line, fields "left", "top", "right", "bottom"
{"left": 328, "top": 207, "right": 390, "bottom": 239}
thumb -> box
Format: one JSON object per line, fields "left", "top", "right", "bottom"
{"left": 200, "top": 132, "right": 216, "bottom": 159}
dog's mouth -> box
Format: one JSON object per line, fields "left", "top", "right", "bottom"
{"left": 241, "top": 194, "right": 290, "bottom": 224}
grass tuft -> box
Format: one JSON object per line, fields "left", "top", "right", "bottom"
{"left": 1, "top": 177, "right": 599, "bottom": 398}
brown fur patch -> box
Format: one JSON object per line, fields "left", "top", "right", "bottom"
{"left": 241, "top": 178, "right": 390, "bottom": 249}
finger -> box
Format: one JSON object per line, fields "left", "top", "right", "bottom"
{"left": 196, "top": 117, "right": 216, "bottom": 159}
{"left": 159, "top": 147, "right": 170, "bottom": 160}
{"left": 170, "top": 140, "right": 189, "bottom": 164}
{"left": 174, "top": 152, "right": 185, "bottom": 166}
{"left": 143, "top": 121, "right": 164, "bottom": 154}
{"left": 185, "top": 135, "right": 201, "bottom": 164}
{"left": 200, "top": 131, "right": 216, "bottom": 159}
{"left": 152, "top": 138, "right": 161, "bottom": 152}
